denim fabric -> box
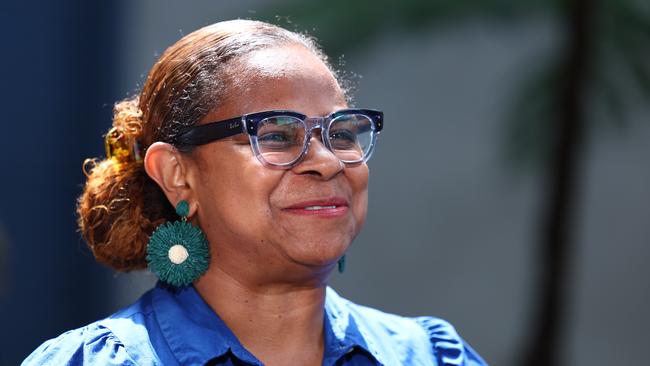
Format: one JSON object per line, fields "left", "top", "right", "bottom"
{"left": 23, "top": 283, "right": 487, "bottom": 366}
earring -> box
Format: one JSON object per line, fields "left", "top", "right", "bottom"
{"left": 146, "top": 200, "right": 210, "bottom": 287}
{"left": 337, "top": 254, "right": 346, "bottom": 273}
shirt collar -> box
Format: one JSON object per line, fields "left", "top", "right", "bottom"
{"left": 152, "top": 283, "right": 383, "bottom": 365}
{"left": 152, "top": 282, "right": 262, "bottom": 365}
{"left": 323, "top": 287, "right": 384, "bottom": 365}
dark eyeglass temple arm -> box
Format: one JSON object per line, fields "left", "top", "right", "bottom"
{"left": 175, "top": 117, "right": 244, "bottom": 146}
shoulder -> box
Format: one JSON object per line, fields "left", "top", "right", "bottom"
{"left": 326, "top": 287, "right": 488, "bottom": 366}
{"left": 21, "top": 323, "right": 139, "bottom": 366}
{"left": 414, "top": 316, "right": 488, "bottom": 366}
{"left": 22, "top": 291, "right": 162, "bottom": 366}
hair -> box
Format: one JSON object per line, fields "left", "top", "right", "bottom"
{"left": 77, "top": 20, "right": 345, "bottom": 271}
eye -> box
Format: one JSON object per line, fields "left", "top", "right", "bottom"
{"left": 256, "top": 116, "right": 304, "bottom": 150}
{"left": 259, "top": 132, "right": 290, "bottom": 142}
{"left": 329, "top": 129, "right": 357, "bottom": 149}
{"left": 257, "top": 130, "right": 299, "bottom": 151}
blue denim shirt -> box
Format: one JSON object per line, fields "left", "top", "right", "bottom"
{"left": 23, "top": 283, "right": 487, "bottom": 365}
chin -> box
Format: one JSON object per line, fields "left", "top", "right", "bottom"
{"left": 287, "top": 235, "right": 351, "bottom": 267}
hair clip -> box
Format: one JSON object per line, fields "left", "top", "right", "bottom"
{"left": 104, "top": 127, "right": 143, "bottom": 164}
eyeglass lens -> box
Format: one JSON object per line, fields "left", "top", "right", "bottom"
{"left": 256, "top": 113, "right": 374, "bottom": 166}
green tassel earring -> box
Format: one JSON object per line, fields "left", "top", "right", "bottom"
{"left": 337, "top": 254, "right": 346, "bottom": 273}
{"left": 146, "top": 200, "right": 210, "bottom": 287}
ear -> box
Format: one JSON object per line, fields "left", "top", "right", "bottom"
{"left": 144, "top": 142, "right": 197, "bottom": 215}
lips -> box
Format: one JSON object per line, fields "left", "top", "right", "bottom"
{"left": 283, "top": 198, "right": 349, "bottom": 217}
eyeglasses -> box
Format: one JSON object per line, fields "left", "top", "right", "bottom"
{"left": 175, "top": 108, "right": 384, "bottom": 168}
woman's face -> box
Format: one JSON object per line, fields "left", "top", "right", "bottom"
{"left": 188, "top": 45, "right": 369, "bottom": 282}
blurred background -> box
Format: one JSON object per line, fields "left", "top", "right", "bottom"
{"left": 1, "top": 0, "right": 648, "bottom": 365}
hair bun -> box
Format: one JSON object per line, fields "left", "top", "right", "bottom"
{"left": 77, "top": 98, "right": 175, "bottom": 271}
{"left": 113, "top": 97, "right": 143, "bottom": 137}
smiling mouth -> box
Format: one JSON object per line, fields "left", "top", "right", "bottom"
{"left": 283, "top": 199, "right": 349, "bottom": 217}
{"left": 304, "top": 205, "right": 338, "bottom": 211}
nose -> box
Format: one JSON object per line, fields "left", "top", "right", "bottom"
{"left": 291, "top": 133, "right": 343, "bottom": 179}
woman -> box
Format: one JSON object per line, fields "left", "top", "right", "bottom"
{"left": 24, "top": 20, "right": 487, "bottom": 366}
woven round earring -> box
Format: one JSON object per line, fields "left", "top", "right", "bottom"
{"left": 146, "top": 200, "right": 210, "bottom": 287}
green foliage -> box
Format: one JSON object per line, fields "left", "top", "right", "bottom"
{"left": 504, "top": 58, "right": 564, "bottom": 170}
{"left": 504, "top": 0, "right": 650, "bottom": 169}
{"left": 257, "top": 0, "right": 556, "bottom": 56}
{"left": 600, "top": 0, "right": 650, "bottom": 96}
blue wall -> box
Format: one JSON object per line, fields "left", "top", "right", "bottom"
{"left": 0, "top": 1, "right": 123, "bottom": 364}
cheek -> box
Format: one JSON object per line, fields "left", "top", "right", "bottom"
{"left": 347, "top": 165, "right": 370, "bottom": 227}
{"left": 193, "top": 144, "right": 283, "bottom": 238}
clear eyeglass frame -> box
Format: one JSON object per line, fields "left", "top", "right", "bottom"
{"left": 174, "top": 108, "right": 384, "bottom": 169}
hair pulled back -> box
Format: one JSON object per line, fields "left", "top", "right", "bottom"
{"left": 77, "top": 20, "right": 337, "bottom": 271}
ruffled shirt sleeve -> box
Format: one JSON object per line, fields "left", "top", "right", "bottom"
{"left": 22, "top": 324, "right": 139, "bottom": 366}
{"left": 416, "top": 316, "right": 488, "bottom": 366}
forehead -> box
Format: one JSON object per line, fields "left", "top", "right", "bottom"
{"left": 215, "top": 45, "right": 347, "bottom": 119}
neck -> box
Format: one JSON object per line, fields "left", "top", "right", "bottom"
{"left": 194, "top": 265, "right": 328, "bottom": 366}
